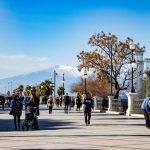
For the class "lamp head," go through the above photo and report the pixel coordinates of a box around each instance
[130,44,136,50]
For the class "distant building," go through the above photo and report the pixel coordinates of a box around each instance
[134,48,145,94]
[145,58,150,71]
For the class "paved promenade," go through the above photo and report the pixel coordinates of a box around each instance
[0,105,149,150]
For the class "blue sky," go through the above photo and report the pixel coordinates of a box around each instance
[0,0,150,79]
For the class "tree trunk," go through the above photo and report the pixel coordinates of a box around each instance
[114,89,120,99]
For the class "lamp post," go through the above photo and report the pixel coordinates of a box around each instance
[110,46,113,95]
[50,82,54,95]
[54,70,57,97]
[8,82,10,92]
[83,68,87,94]
[62,73,65,95]
[128,44,137,93]
[10,81,12,94]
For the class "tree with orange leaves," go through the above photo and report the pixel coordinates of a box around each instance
[77,31,145,98]
[70,75,110,98]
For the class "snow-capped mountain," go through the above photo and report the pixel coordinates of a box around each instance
[0,65,81,95]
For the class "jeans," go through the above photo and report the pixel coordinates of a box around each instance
[2,104,4,110]
[64,104,69,113]
[14,115,20,129]
[84,111,91,124]
[49,106,53,114]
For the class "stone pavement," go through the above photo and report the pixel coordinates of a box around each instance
[0,105,149,150]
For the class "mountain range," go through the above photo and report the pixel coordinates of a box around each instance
[0,65,81,95]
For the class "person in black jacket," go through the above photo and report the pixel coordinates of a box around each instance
[26,90,40,129]
[63,93,71,113]
[10,94,23,130]
[83,93,93,126]
[28,90,40,116]
[0,95,5,110]
[76,93,82,111]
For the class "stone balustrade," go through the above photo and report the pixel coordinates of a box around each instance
[108,96,122,113]
[133,99,143,114]
[93,96,108,112]
[88,94,144,115]
[107,94,143,116]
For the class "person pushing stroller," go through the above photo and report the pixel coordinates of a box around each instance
[22,88,40,130]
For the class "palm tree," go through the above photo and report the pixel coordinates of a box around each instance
[25,85,31,96]
[57,87,65,96]
[15,84,24,96]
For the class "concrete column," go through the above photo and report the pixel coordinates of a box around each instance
[108,96,114,111]
[126,93,139,116]
[93,96,98,111]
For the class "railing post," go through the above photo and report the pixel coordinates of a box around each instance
[126,93,139,116]
[93,96,97,111]
[108,96,114,111]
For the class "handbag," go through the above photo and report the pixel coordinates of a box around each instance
[9,108,14,115]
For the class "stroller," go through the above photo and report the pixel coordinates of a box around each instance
[22,107,39,130]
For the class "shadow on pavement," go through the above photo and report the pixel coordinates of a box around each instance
[92,123,145,126]
[93,117,144,120]
[38,119,78,130]
[0,118,78,132]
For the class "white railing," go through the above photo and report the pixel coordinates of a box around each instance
[132,99,143,114]
[93,96,109,112]
[107,94,143,115]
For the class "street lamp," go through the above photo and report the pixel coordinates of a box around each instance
[53,70,57,97]
[128,44,137,93]
[50,82,54,95]
[83,68,87,94]
[62,73,65,95]
[8,82,10,92]
[110,46,113,95]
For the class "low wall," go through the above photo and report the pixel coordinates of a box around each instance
[111,99,122,112]
[107,94,143,115]
[93,96,108,111]
[132,99,143,114]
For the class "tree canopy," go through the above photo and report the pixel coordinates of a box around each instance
[77,32,145,97]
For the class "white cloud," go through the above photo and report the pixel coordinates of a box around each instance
[0,53,53,79]
[57,65,85,77]
[0,54,89,79]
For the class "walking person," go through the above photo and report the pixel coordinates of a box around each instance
[141,95,150,128]
[75,93,82,111]
[0,95,5,110]
[55,96,60,107]
[59,96,63,107]
[23,96,29,109]
[47,95,53,114]
[10,94,23,130]
[64,93,71,113]
[83,93,93,126]
[28,89,40,114]
[26,88,40,129]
